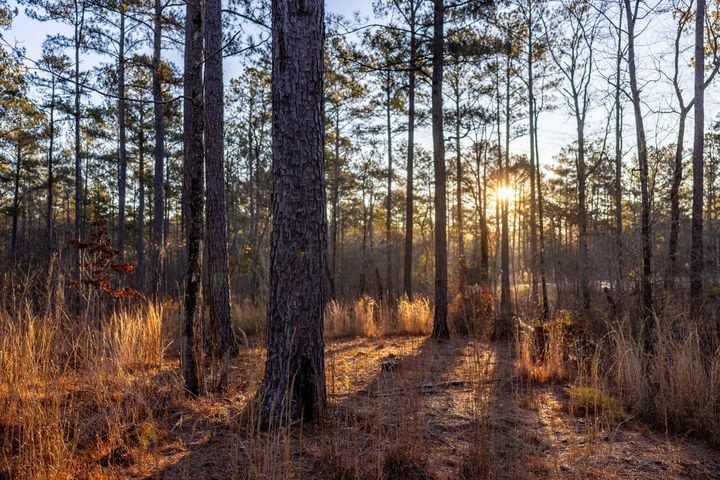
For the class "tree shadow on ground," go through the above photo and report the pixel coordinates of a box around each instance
[140,334,720,479]
[142,335,472,479]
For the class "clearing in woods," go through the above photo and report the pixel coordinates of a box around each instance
[131,337,719,479]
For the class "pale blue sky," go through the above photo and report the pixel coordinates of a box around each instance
[4,0,717,170]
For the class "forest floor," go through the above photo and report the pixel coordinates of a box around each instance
[109,336,719,479]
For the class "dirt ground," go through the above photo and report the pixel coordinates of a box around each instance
[114,337,720,479]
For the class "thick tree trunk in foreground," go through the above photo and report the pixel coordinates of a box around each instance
[182,0,204,396]
[258,0,327,427]
[690,0,705,315]
[432,0,449,339]
[204,0,237,363]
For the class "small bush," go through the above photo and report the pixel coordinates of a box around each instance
[516,316,568,383]
[568,387,625,423]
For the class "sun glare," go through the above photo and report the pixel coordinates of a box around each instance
[496,186,514,202]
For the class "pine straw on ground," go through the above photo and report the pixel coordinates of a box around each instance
[3,333,720,479]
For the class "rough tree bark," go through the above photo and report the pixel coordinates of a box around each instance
[257,0,327,427]
[204,0,238,363]
[182,0,204,396]
[432,0,449,339]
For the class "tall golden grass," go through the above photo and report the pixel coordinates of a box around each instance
[0,294,439,478]
[608,322,720,444]
[3,287,720,479]
[324,295,433,338]
[518,312,720,445]
[0,303,170,479]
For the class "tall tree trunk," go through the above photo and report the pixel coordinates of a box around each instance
[137,120,146,292]
[204,0,237,364]
[667,9,691,296]
[432,0,449,339]
[385,72,393,302]
[182,0,204,396]
[499,49,512,334]
[117,2,127,261]
[667,109,688,293]
[47,80,56,252]
[11,146,21,259]
[404,4,416,300]
[454,80,464,285]
[625,0,654,348]
[150,0,165,296]
[73,0,85,285]
[690,0,706,314]
[527,10,539,305]
[575,105,590,313]
[614,8,623,302]
[534,109,549,318]
[258,0,326,427]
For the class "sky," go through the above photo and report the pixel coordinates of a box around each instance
[3,0,717,175]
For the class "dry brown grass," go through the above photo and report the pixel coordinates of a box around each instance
[607,322,720,445]
[0,302,177,479]
[515,316,569,383]
[324,295,433,339]
[3,293,720,479]
[517,311,720,447]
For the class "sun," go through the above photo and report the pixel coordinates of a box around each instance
[496,186,514,202]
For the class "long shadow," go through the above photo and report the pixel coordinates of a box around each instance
[460,339,548,479]
[126,333,720,479]
[141,335,469,479]
[317,335,472,478]
[462,340,720,479]
[324,337,372,357]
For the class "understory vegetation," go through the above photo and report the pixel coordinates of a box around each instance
[1,286,718,479]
